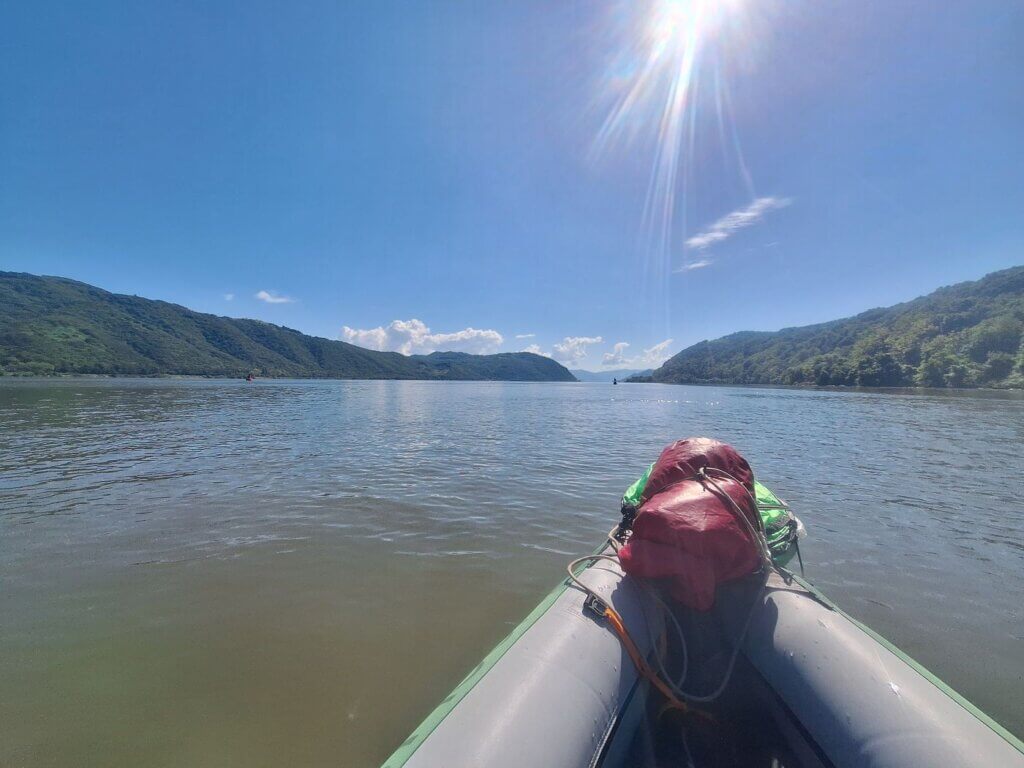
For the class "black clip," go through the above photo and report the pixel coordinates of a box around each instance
[584,594,608,617]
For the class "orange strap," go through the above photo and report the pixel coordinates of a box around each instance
[602,604,711,720]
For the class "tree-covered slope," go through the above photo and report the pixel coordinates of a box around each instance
[640,266,1024,389]
[411,351,575,381]
[0,273,575,381]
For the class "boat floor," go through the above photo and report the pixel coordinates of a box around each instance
[616,579,831,768]
[621,653,829,768]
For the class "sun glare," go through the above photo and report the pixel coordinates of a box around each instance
[591,0,766,329]
[650,0,736,56]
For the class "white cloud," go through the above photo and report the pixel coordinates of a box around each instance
[515,333,536,339]
[603,342,631,366]
[342,325,389,350]
[675,259,713,272]
[223,293,235,301]
[685,196,791,252]
[601,339,674,369]
[636,338,674,366]
[550,336,603,365]
[521,344,551,357]
[255,290,295,304]
[340,319,504,355]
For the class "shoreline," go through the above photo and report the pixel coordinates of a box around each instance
[0,373,581,383]
[2,373,1021,394]
[622,379,1022,394]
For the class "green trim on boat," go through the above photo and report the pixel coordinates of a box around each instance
[382,527,1024,766]
[784,570,1024,756]
[380,544,608,768]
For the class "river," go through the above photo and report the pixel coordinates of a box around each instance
[1,378,1022,766]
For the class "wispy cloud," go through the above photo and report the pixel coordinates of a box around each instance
[255,290,295,304]
[521,344,550,357]
[685,196,791,252]
[223,293,235,301]
[674,259,713,272]
[602,339,674,369]
[515,333,536,339]
[637,339,674,366]
[341,319,503,355]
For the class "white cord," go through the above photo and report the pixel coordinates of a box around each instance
[567,468,774,705]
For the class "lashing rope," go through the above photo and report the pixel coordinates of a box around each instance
[567,554,709,720]
[566,467,776,713]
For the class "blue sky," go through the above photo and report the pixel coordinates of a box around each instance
[2,1,1022,370]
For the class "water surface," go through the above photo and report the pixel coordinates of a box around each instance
[2,379,1022,766]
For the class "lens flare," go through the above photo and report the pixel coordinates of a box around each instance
[591,0,776,329]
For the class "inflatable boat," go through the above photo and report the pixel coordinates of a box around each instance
[382,444,1024,768]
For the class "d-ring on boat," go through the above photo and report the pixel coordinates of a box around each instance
[382,439,1024,768]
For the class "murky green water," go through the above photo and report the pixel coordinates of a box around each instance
[2,379,1022,766]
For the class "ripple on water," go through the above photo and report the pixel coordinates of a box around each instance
[1,378,1023,763]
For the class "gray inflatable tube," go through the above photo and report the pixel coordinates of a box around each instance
[385,554,660,768]
[736,570,1024,768]
[384,558,1024,767]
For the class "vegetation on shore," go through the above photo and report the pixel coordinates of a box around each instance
[0,273,576,381]
[633,266,1024,389]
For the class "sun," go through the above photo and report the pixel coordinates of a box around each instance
[590,0,767,324]
[593,0,754,229]
[593,0,756,173]
[649,0,746,59]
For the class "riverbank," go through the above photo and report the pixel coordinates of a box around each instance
[6,372,1022,395]
[624,376,1023,393]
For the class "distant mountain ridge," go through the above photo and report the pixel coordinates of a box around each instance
[634,266,1024,389]
[570,368,652,382]
[0,272,576,381]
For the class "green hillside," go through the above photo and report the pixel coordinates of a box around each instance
[638,266,1024,389]
[0,272,576,381]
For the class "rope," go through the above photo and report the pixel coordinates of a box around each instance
[566,551,762,709]
[697,466,773,566]
[566,555,698,716]
[566,466,777,711]
[602,603,712,719]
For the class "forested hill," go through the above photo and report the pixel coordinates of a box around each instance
[638,266,1024,389]
[0,273,576,381]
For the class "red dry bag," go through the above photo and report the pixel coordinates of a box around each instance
[618,438,763,611]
